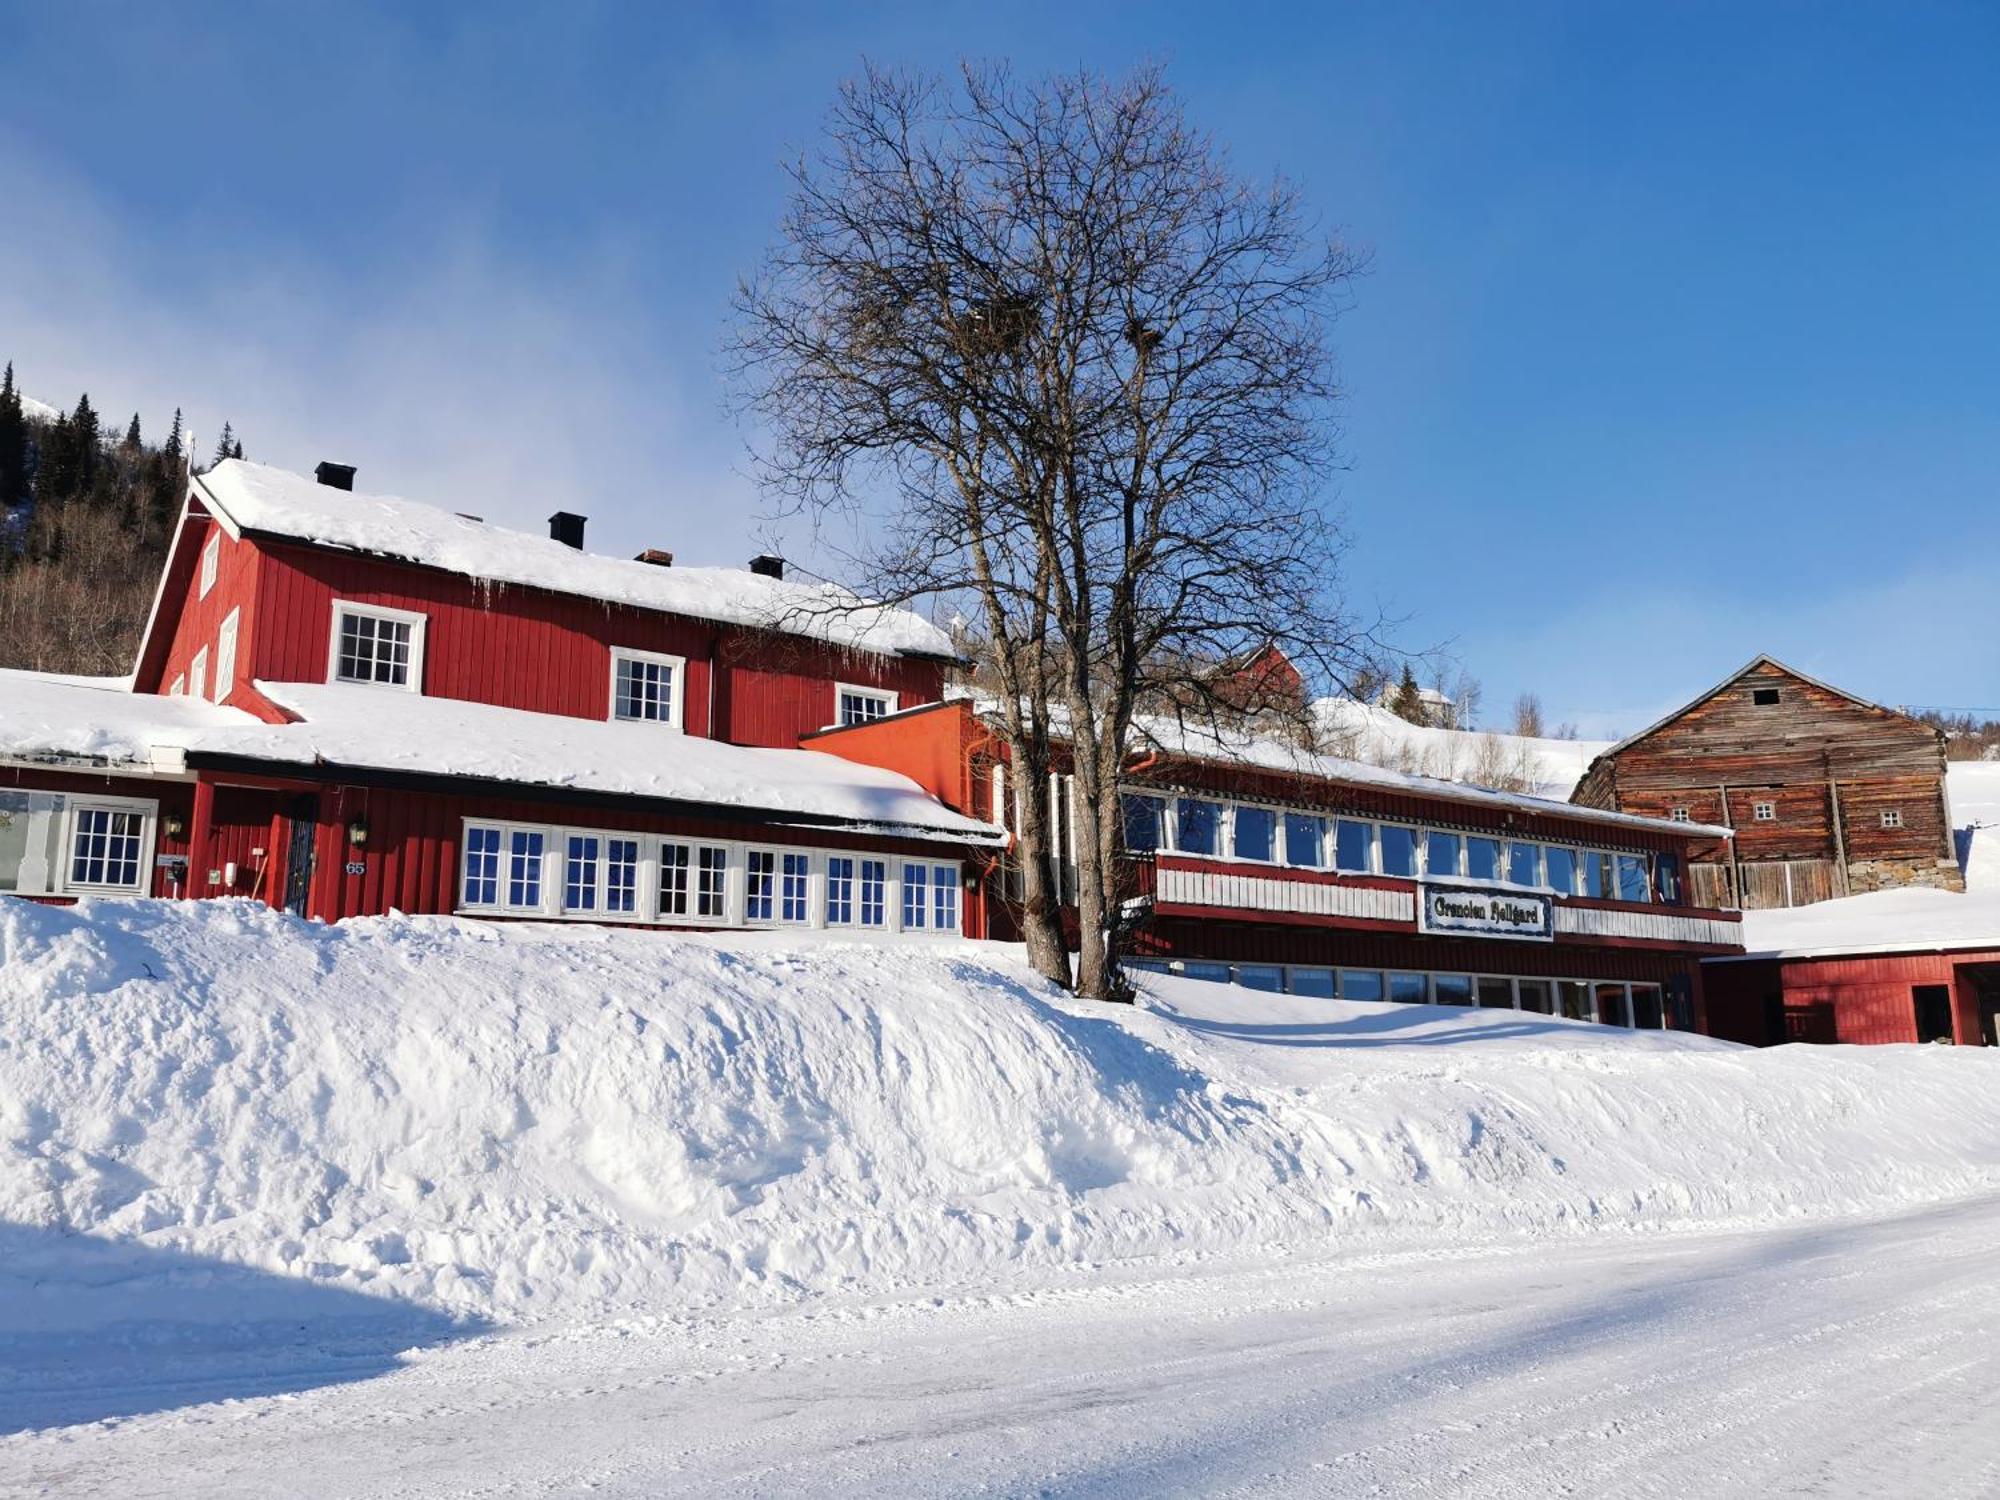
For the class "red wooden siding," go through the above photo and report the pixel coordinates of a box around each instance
[244,541,942,747]
[152,518,267,711]
[1704,949,1998,1046]
[1,766,195,899]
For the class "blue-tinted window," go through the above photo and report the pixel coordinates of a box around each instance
[564,836,600,912]
[1426,831,1462,879]
[1175,798,1221,856]
[462,825,501,906]
[1466,837,1501,882]
[826,855,855,924]
[858,859,886,926]
[932,864,960,931]
[1288,967,1336,997]
[746,849,776,921]
[1433,974,1474,1006]
[1581,850,1611,899]
[1544,846,1577,895]
[1388,972,1428,1004]
[605,838,639,914]
[1236,963,1284,992]
[507,830,544,909]
[1655,853,1685,905]
[1378,825,1418,878]
[1122,794,1165,853]
[781,852,810,922]
[1616,853,1651,903]
[1284,813,1326,868]
[1340,970,1385,1002]
[1506,841,1541,887]
[1233,805,1276,862]
[1334,819,1373,873]
[902,862,930,928]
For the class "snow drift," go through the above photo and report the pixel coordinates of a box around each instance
[4,897,2000,1332]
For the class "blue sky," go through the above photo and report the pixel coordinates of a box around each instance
[2,2,1994,733]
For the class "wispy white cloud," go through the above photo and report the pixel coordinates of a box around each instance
[0,140,773,570]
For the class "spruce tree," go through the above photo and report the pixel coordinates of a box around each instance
[213,422,236,467]
[230,437,244,460]
[124,412,142,448]
[0,362,26,512]
[69,394,101,495]
[1389,663,1428,726]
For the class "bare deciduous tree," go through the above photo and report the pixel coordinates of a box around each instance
[1512,692,1546,739]
[732,62,1366,999]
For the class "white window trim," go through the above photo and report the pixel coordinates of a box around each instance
[213,607,240,705]
[608,646,687,729]
[1752,801,1777,822]
[451,818,965,937]
[327,599,428,693]
[168,674,186,698]
[56,794,160,896]
[835,683,898,728]
[199,532,220,598]
[189,645,208,704]
[1881,809,1903,829]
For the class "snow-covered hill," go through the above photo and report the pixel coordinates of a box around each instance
[5,897,2000,1341]
[1315,697,1611,798]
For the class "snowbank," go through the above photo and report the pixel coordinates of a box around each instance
[4,898,1999,1334]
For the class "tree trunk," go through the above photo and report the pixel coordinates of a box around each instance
[1006,742,1072,989]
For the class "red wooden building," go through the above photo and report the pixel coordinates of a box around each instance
[1702,894,2000,1046]
[1,460,1000,939]
[0,458,1743,1031]
[810,699,1744,1029]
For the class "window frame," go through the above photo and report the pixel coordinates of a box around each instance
[213,607,240,705]
[608,646,687,729]
[199,531,220,598]
[327,599,427,693]
[1752,800,1777,822]
[188,646,208,704]
[1880,808,1903,830]
[835,683,898,728]
[58,795,158,896]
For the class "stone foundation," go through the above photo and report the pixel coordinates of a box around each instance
[1846,858,1966,896]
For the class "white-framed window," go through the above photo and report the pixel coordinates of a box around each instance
[1752,801,1776,822]
[506,828,546,909]
[610,647,685,728]
[169,674,185,698]
[213,608,240,704]
[659,839,731,921]
[930,863,960,933]
[836,684,897,727]
[745,848,812,926]
[462,824,503,907]
[62,797,157,894]
[901,862,931,929]
[564,834,601,914]
[199,531,220,598]
[189,646,208,704]
[1669,807,1690,823]
[329,600,426,691]
[1881,809,1903,830]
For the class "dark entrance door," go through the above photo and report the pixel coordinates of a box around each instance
[1913,985,1955,1045]
[281,797,319,918]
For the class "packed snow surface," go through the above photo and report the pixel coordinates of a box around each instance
[196,459,955,658]
[5,897,1999,1337]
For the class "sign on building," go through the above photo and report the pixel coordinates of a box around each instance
[1417,881,1553,942]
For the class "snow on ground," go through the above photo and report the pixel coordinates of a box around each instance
[1314,697,1611,800]
[4,897,2000,1491]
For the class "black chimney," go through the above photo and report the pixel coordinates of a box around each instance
[548,512,587,550]
[749,554,785,580]
[315,461,356,491]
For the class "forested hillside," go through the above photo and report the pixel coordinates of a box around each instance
[0,363,244,675]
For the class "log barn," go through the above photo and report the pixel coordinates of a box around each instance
[1570,656,1958,910]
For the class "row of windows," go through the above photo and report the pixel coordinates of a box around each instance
[0,791,157,897]
[1672,800,1904,829]
[459,819,963,933]
[1126,959,1687,1030]
[167,607,240,706]
[1121,792,1684,904]
[323,602,902,730]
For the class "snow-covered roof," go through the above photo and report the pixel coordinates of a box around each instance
[1721,886,2000,961]
[192,461,956,660]
[0,670,999,843]
[965,696,1728,842]
[0,669,263,769]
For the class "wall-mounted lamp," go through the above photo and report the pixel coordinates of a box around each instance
[162,812,187,840]
[346,817,370,847]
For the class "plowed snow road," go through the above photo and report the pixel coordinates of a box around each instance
[9,1195,2000,1498]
